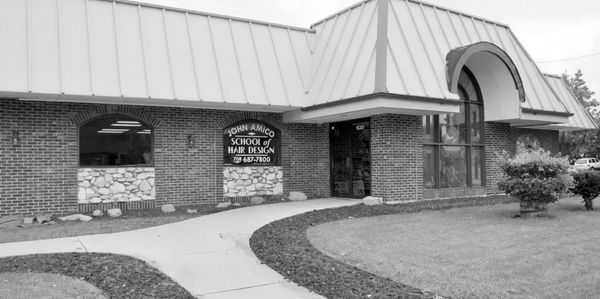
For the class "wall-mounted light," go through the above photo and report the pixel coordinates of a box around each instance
[12,130,21,147]
[187,134,195,148]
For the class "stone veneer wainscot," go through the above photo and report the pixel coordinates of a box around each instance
[223,166,283,198]
[78,168,156,204]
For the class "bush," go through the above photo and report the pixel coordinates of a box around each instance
[571,171,600,210]
[498,149,572,204]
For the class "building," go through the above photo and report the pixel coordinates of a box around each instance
[0,0,596,216]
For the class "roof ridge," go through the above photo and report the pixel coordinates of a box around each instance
[96,0,315,33]
[310,0,510,29]
[406,0,509,28]
[310,0,375,28]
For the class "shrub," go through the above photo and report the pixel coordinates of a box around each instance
[498,149,572,204]
[571,171,600,210]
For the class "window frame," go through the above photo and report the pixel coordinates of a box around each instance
[78,114,155,168]
[423,67,486,189]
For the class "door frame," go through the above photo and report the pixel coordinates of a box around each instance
[329,118,371,198]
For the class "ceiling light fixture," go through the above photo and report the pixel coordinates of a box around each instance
[101,128,130,131]
[111,123,142,127]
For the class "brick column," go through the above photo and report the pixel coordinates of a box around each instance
[484,122,511,195]
[370,114,423,201]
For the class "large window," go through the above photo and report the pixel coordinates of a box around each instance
[79,115,153,167]
[423,68,484,189]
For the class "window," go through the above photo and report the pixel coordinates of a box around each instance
[423,68,484,189]
[79,115,153,167]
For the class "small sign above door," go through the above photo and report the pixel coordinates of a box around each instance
[223,120,281,166]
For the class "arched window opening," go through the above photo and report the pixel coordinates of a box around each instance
[79,115,153,167]
[423,68,484,189]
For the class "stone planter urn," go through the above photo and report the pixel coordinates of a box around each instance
[519,201,549,218]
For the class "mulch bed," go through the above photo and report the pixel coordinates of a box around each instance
[250,196,515,299]
[0,253,194,299]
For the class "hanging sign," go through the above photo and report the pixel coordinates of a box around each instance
[223,120,281,166]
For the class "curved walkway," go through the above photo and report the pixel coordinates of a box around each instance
[0,198,360,299]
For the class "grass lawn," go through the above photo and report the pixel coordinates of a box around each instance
[0,253,194,298]
[307,199,600,298]
[0,204,229,244]
[0,272,107,299]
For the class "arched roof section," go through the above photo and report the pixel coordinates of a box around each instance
[446,42,525,103]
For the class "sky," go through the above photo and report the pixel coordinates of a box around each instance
[139,0,600,99]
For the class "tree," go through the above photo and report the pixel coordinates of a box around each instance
[559,70,599,159]
[571,171,600,210]
[562,69,598,108]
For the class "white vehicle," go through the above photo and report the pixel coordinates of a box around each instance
[573,158,600,172]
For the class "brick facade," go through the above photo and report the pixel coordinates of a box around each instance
[484,122,511,195]
[368,117,515,200]
[0,99,329,216]
[370,114,423,201]
[0,97,562,215]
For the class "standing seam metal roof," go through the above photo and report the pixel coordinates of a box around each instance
[0,0,313,108]
[382,0,570,114]
[0,0,584,120]
[305,0,571,116]
[543,74,598,130]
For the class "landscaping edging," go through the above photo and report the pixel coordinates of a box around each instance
[250,196,515,299]
[0,253,194,299]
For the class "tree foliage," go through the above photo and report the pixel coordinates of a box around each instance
[571,171,600,210]
[497,149,572,204]
[562,69,597,108]
[559,70,599,160]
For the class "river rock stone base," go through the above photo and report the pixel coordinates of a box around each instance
[223,166,283,198]
[78,168,156,204]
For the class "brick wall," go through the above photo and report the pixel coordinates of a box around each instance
[370,114,423,201]
[510,128,559,154]
[0,99,329,216]
[282,124,330,198]
[0,100,78,216]
[484,122,511,195]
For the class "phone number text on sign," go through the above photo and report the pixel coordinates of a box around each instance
[223,120,281,166]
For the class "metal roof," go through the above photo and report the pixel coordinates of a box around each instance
[0,0,312,110]
[304,0,571,116]
[384,0,569,114]
[308,0,379,105]
[0,0,585,121]
[539,74,598,131]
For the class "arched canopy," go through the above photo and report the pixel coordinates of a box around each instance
[446,42,525,103]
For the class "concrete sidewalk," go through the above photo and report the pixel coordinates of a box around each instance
[0,198,360,298]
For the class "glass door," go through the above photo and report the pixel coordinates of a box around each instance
[330,119,371,198]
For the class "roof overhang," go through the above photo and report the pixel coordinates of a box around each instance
[2,92,297,113]
[507,108,573,127]
[283,93,460,123]
[535,74,599,131]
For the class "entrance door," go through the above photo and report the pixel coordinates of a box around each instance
[330,119,371,198]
